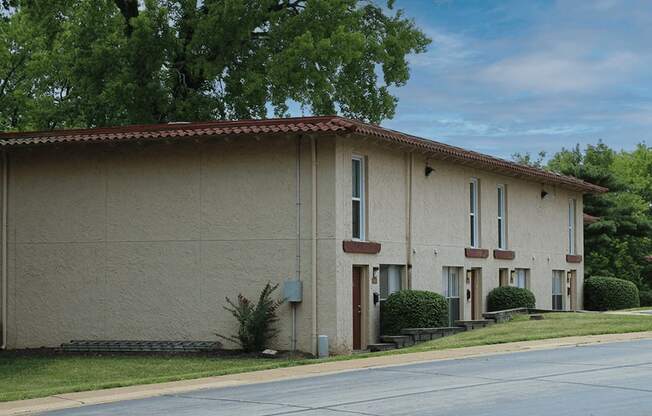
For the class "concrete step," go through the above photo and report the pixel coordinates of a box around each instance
[368,343,398,352]
[380,335,414,348]
[454,320,494,330]
[400,327,465,342]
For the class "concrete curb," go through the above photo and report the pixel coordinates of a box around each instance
[3,331,652,416]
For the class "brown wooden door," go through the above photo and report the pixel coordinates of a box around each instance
[470,270,482,320]
[352,267,362,350]
[471,273,476,320]
[569,271,577,310]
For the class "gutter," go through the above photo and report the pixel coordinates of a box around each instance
[292,136,301,352]
[406,152,413,287]
[1,151,7,349]
[311,137,318,356]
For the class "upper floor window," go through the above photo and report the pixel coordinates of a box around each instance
[568,199,576,254]
[469,178,479,247]
[352,156,365,240]
[497,184,506,249]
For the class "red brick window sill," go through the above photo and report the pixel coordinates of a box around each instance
[465,248,489,258]
[493,249,516,260]
[566,254,583,263]
[343,240,382,254]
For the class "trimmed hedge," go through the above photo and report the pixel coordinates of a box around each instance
[584,276,639,311]
[381,290,448,335]
[640,290,652,307]
[487,286,536,312]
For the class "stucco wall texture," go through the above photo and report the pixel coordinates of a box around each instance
[3,133,584,354]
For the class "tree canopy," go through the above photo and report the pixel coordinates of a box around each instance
[0,0,429,130]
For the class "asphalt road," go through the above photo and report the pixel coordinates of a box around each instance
[41,339,652,416]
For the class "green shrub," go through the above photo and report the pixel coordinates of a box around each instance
[487,286,536,312]
[640,290,652,307]
[381,290,448,335]
[584,276,639,311]
[217,282,285,352]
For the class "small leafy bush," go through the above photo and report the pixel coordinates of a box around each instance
[381,290,448,335]
[584,276,639,311]
[640,290,652,307]
[487,286,536,312]
[217,282,285,352]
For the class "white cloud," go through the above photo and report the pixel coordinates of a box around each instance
[409,26,477,70]
[481,51,640,94]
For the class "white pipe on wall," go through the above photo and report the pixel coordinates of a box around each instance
[1,152,7,350]
[310,136,318,356]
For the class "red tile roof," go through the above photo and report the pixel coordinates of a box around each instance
[0,115,607,193]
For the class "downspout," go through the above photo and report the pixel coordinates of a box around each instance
[292,136,301,352]
[310,137,318,356]
[1,152,7,350]
[406,152,413,287]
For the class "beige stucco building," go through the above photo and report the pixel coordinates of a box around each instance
[0,116,605,354]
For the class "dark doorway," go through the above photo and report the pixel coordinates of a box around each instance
[352,267,362,350]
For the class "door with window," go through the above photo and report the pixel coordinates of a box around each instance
[442,267,461,326]
[552,270,564,311]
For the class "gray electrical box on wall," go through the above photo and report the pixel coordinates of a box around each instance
[283,280,303,302]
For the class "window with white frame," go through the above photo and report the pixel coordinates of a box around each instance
[352,156,365,240]
[469,178,479,247]
[568,199,576,254]
[442,267,461,325]
[497,184,506,249]
[552,270,564,310]
[380,265,403,300]
[514,268,528,289]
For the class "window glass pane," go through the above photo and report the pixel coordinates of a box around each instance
[449,298,460,323]
[516,269,527,288]
[380,265,402,300]
[449,269,459,297]
[441,268,449,298]
[497,187,503,217]
[470,216,475,247]
[388,266,401,294]
[380,267,388,299]
[498,218,503,248]
[568,200,575,254]
[469,182,475,213]
[352,159,360,198]
[352,200,360,239]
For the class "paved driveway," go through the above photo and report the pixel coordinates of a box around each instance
[41,339,652,416]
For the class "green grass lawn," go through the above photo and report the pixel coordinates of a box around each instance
[3,312,652,403]
[619,306,652,312]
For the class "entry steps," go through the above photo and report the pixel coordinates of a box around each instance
[368,319,495,352]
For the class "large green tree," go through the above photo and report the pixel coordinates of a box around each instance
[0,0,429,130]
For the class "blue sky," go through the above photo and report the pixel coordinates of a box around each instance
[377,0,652,159]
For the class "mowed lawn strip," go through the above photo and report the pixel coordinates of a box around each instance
[2,312,652,402]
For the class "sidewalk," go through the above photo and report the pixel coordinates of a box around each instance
[3,331,652,416]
